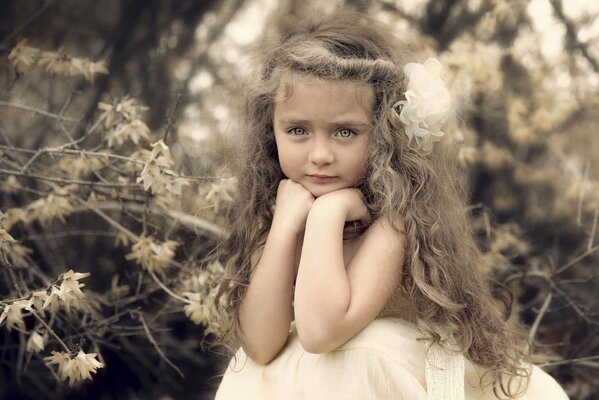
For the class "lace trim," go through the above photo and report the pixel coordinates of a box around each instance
[424,326,465,400]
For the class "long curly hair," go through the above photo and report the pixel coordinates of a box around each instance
[212,10,531,397]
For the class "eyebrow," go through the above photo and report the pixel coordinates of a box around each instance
[277,118,372,129]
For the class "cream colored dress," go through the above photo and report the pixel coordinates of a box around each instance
[215,315,569,400]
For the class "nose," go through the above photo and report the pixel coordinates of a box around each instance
[308,136,335,166]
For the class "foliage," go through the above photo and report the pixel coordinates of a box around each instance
[1,0,598,399]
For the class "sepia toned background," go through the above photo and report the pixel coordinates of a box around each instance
[1,0,598,398]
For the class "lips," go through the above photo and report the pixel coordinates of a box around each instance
[308,174,337,183]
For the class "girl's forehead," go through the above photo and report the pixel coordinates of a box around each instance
[275,72,373,106]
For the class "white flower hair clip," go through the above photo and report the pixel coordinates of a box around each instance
[389,58,451,154]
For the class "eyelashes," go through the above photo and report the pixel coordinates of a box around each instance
[285,127,357,137]
[288,127,307,136]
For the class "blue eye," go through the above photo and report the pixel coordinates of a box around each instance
[336,129,355,138]
[289,127,307,136]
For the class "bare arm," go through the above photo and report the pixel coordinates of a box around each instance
[238,180,314,365]
[294,189,405,353]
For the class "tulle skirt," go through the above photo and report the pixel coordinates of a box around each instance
[215,318,569,400]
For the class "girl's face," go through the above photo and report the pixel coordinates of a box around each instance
[273,74,373,198]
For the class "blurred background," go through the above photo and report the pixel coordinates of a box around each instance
[0,0,598,399]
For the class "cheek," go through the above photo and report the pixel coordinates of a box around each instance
[352,146,369,177]
[276,143,299,174]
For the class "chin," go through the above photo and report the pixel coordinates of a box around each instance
[306,185,346,198]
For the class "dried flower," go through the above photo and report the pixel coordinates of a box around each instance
[125,236,179,272]
[44,350,104,386]
[26,290,49,317]
[42,286,62,315]
[107,119,151,148]
[137,140,175,194]
[1,175,22,194]
[58,270,90,313]
[65,57,109,82]
[0,228,17,260]
[7,242,32,268]
[39,49,72,76]
[98,98,148,129]
[1,207,29,230]
[56,156,103,180]
[8,39,40,73]
[0,300,28,331]
[204,177,237,211]
[27,194,73,225]
[183,293,210,325]
[26,330,48,353]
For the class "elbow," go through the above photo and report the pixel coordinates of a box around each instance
[296,323,341,354]
[242,345,279,366]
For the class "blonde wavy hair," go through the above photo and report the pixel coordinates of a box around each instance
[213,10,531,397]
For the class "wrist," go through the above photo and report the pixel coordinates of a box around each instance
[309,197,348,223]
[271,213,304,238]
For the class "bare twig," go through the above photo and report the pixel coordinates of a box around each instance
[81,201,226,239]
[0,0,56,50]
[0,144,143,165]
[539,354,599,368]
[31,311,71,353]
[0,101,80,123]
[529,292,553,342]
[73,196,138,241]
[148,270,193,305]
[0,168,142,188]
[588,208,598,252]
[555,243,599,275]
[137,312,184,377]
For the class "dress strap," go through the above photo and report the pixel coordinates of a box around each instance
[424,326,465,400]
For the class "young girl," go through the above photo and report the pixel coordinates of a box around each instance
[212,11,569,400]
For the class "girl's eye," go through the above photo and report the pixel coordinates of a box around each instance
[289,127,307,136]
[336,129,355,138]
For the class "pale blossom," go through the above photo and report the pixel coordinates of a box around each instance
[79,60,109,83]
[42,286,62,314]
[56,156,102,180]
[196,270,211,287]
[26,290,49,317]
[1,207,29,229]
[39,50,72,76]
[392,58,451,154]
[8,39,39,73]
[0,300,28,331]
[26,330,47,353]
[204,177,237,211]
[107,119,150,148]
[97,102,118,128]
[27,194,73,225]
[0,228,17,258]
[43,351,71,381]
[207,261,224,275]
[44,350,104,386]
[125,236,154,270]
[125,236,179,272]
[183,293,210,325]
[184,302,210,325]
[149,240,179,271]
[151,174,190,209]
[7,242,33,268]
[115,97,145,120]
[137,140,176,194]
[0,175,22,194]
[57,270,90,313]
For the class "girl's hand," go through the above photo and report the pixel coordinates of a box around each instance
[273,179,315,235]
[314,188,371,226]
